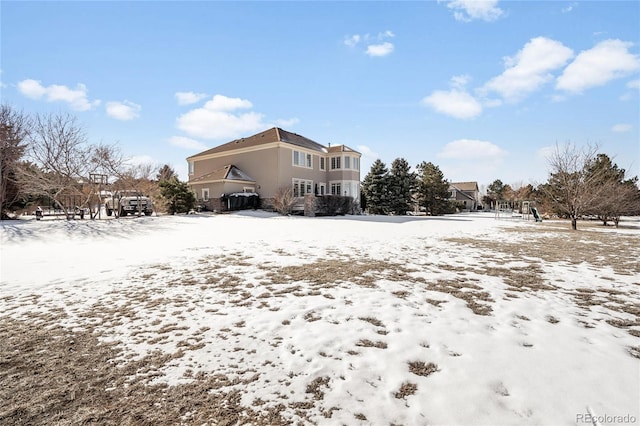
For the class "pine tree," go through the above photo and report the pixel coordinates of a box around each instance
[159,178,196,214]
[156,164,177,182]
[415,161,450,215]
[387,158,415,215]
[361,159,389,214]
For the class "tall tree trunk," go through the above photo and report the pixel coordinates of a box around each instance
[571,216,577,230]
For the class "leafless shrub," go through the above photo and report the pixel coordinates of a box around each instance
[272,186,295,215]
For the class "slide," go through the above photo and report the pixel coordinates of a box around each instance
[531,207,542,222]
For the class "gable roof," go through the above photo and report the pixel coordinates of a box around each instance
[190,165,255,183]
[450,181,479,192]
[327,144,360,154]
[188,127,328,159]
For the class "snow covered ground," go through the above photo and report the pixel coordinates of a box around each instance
[1,212,639,425]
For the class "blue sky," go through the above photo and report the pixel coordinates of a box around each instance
[2,1,639,187]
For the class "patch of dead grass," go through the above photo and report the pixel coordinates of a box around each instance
[408,361,439,377]
[356,339,387,349]
[0,315,292,425]
[394,382,417,399]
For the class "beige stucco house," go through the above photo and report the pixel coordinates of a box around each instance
[187,127,361,211]
[449,181,481,210]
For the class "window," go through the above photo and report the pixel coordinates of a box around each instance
[202,188,209,201]
[319,183,326,195]
[293,150,312,168]
[344,156,351,169]
[243,187,255,193]
[320,157,326,170]
[331,182,342,195]
[353,157,359,171]
[293,179,313,197]
[188,161,194,175]
[331,156,341,170]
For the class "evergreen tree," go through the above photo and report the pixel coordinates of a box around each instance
[361,159,389,214]
[159,178,196,214]
[0,105,29,219]
[156,164,177,182]
[415,161,450,215]
[387,158,415,215]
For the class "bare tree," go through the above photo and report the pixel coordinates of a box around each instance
[595,179,640,227]
[18,113,96,217]
[0,105,30,218]
[540,143,606,230]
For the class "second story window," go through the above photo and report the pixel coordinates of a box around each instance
[344,156,351,169]
[293,150,312,168]
[331,156,341,170]
[188,161,194,175]
[320,157,326,170]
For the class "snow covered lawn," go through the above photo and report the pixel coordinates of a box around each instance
[1,212,639,425]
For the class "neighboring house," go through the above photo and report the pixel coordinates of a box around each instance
[449,181,481,210]
[186,127,362,211]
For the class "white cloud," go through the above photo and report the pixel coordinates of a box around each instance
[556,39,640,93]
[125,155,156,167]
[17,79,100,111]
[366,42,394,57]
[422,89,482,119]
[447,0,504,22]
[176,94,265,140]
[176,94,299,140]
[204,94,253,112]
[344,34,361,48]
[611,123,632,133]
[627,79,640,90]
[175,91,208,105]
[561,2,577,13]
[106,101,141,121]
[438,139,507,160]
[169,136,208,150]
[345,30,395,57]
[356,144,380,160]
[450,74,471,89]
[480,37,574,102]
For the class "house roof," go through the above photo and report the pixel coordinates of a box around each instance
[188,127,328,159]
[188,127,362,159]
[327,144,360,154]
[449,181,479,192]
[190,165,255,183]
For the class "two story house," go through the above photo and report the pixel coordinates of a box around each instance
[448,181,481,211]
[186,127,361,211]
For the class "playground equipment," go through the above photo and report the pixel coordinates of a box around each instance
[495,200,542,222]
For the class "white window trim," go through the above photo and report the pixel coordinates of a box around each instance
[243,186,255,193]
[319,183,326,195]
[330,156,341,170]
[329,180,360,199]
[188,161,195,175]
[292,178,313,197]
[202,188,209,201]
[320,157,326,171]
[292,150,313,169]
